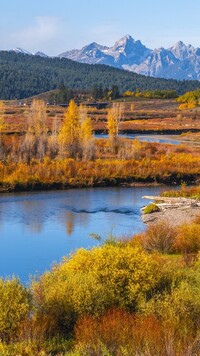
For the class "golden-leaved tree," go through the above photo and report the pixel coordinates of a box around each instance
[107,103,123,139]
[107,102,123,153]
[20,99,48,163]
[58,100,80,158]
[58,100,93,159]
[27,99,47,136]
[79,104,93,159]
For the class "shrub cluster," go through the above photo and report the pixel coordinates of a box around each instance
[0,215,200,354]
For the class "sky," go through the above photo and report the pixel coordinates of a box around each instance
[1,0,200,56]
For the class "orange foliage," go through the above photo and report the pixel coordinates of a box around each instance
[0,140,199,191]
[74,308,188,355]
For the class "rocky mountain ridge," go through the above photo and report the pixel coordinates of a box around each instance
[59,35,200,80]
[8,35,200,81]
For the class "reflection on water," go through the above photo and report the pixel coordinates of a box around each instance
[0,186,165,283]
[65,212,75,235]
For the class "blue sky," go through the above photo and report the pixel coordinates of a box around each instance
[1,0,200,55]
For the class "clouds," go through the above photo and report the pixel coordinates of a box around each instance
[1,0,200,56]
[5,16,63,54]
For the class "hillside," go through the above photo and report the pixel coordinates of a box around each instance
[0,51,200,100]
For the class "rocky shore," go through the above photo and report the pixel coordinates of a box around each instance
[141,196,200,226]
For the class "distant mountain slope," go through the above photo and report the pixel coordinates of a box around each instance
[59,35,200,81]
[0,51,200,100]
[10,48,48,57]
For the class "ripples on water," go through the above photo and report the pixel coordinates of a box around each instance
[0,186,166,282]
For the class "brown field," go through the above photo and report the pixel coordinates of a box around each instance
[3,98,200,139]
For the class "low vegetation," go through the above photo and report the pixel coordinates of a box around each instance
[177,89,200,110]
[123,89,178,99]
[162,184,200,199]
[0,99,199,192]
[0,94,199,353]
[143,203,160,214]
[0,213,200,355]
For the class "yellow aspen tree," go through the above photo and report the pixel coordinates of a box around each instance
[78,104,88,123]
[107,102,123,139]
[28,99,47,135]
[48,115,59,159]
[58,100,80,157]
[77,104,94,159]
[20,99,47,163]
[59,99,79,145]
[80,117,94,159]
[80,117,93,142]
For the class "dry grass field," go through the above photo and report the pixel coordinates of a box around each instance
[3,98,200,139]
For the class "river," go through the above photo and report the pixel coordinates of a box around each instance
[95,133,181,144]
[0,186,168,283]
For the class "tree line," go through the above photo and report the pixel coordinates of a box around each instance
[0,51,200,99]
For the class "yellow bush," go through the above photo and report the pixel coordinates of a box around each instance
[175,223,200,255]
[0,278,30,341]
[31,244,162,335]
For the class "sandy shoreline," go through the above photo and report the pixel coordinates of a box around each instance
[142,206,200,226]
[141,195,200,226]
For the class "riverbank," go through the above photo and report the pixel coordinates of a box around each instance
[0,176,198,193]
[141,195,200,226]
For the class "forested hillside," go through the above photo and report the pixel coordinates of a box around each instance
[0,51,200,99]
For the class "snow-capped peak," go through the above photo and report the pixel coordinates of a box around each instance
[11,48,33,55]
[112,35,135,51]
[35,51,48,58]
[169,41,194,59]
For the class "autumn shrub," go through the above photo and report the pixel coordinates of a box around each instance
[174,223,200,258]
[162,185,200,199]
[0,338,72,356]
[142,275,200,343]
[0,278,31,342]
[74,309,164,356]
[31,244,163,337]
[73,306,195,355]
[0,141,199,190]
[138,220,176,254]
[31,272,111,338]
[193,215,200,224]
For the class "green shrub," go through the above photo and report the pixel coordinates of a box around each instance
[143,203,160,214]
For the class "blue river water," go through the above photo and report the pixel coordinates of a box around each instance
[95,133,181,144]
[0,186,169,283]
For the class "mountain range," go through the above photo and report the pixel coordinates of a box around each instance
[2,48,200,100]
[58,35,200,81]
[10,36,200,81]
